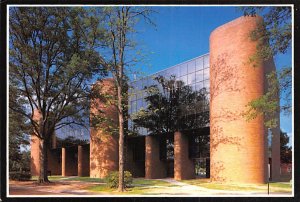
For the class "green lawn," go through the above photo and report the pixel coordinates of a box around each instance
[87,178,173,195]
[64,176,105,183]
[132,178,170,186]
[181,179,292,192]
[31,176,105,183]
[30,176,292,195]
[31,176,66,181]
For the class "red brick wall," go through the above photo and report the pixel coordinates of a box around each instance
[90,79,119,178]
[280,163,292,181]
[174,132,195,180]
[210,16,268,183]
[30,110,60,176]
[145,135,167,179]
[78,145,83,177]
[31,136,61,176]
[78,145,90,177]
[47,148,61,175]
[30,136,40,176]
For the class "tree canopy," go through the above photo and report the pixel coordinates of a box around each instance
[280,130,292,164]
[9,7,107,182]
[242,7,292,129]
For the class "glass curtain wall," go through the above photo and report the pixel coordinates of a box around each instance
[128,53,210,135]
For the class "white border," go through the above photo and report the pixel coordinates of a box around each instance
[6,4,295,198]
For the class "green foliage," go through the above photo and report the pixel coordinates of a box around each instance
[10,171,31,181]
[241,7,291,60]
[241,7,292,127]
[56,136,89,148]
[244,66,291,129]
[9,7,106,139]
[10,150,31,173]
[280,130,292,164]
[244,70,279,128]
[9,7,107,182]
[105,171,133,188]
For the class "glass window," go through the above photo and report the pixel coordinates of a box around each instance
[136,90,143,99]
[203,68,209,81]
[195,70,203,83]
[179,63,188,76]
[187,60,195,74]
[203,79,210,90]
[195,82,203,91]
[179,75,187,85]
[128,120,133,130]
[204,55,209,69]
[135,80,141,90]
[196,57,204,71]
[171,65,179,78]
[131,101,136,113]
[137,99,143,110]
[187,73,195,85]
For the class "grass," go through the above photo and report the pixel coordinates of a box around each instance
[87,178,173,195]
[132,178,170,186]
[31,176,105,183]
[269,182,292,189]
[29,176,292,195]
[64,177,105,183]
[181,179,292,193]
[31,176,66,181]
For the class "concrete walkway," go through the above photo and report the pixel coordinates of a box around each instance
[155,178,290,196]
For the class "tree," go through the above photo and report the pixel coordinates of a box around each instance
[280,130,292,164]
[241,7,292,128]
[9,84,31,172]
[91,7,155,192]
[9,7,105,183]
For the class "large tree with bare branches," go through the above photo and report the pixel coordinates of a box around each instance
[9,7,106,183]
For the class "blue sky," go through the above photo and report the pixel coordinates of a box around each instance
[132,6,292,145]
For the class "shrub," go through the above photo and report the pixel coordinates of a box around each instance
[105,171,133,188]
[9,171,31,181]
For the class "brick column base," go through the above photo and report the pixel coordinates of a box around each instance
[145,135,167,179]
[174,131,195,180]
[78,145,83,177]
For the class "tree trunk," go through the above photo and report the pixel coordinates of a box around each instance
[38,138,49,183]
[117,86,125,192]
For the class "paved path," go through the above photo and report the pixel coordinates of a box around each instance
[9,180,101,196]
[154,178,291,196]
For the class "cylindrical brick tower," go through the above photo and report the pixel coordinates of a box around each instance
[90,78,119,178]
[30,109,42,176]
[209,16,268,184]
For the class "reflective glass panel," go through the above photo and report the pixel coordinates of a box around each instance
[187,73,195,85]
[203,68,209,81]
[179,63,188,76]
[195,70,203,83]
[196,57,204,71]
[188,60,195,74]
[204,55,209,69]
[180,75,187,85]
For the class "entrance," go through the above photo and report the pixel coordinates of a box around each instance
[166,136,174,177]
[194,157,210,178]
[159,134,174,177]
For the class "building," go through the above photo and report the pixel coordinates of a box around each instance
[30,16,283,183]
